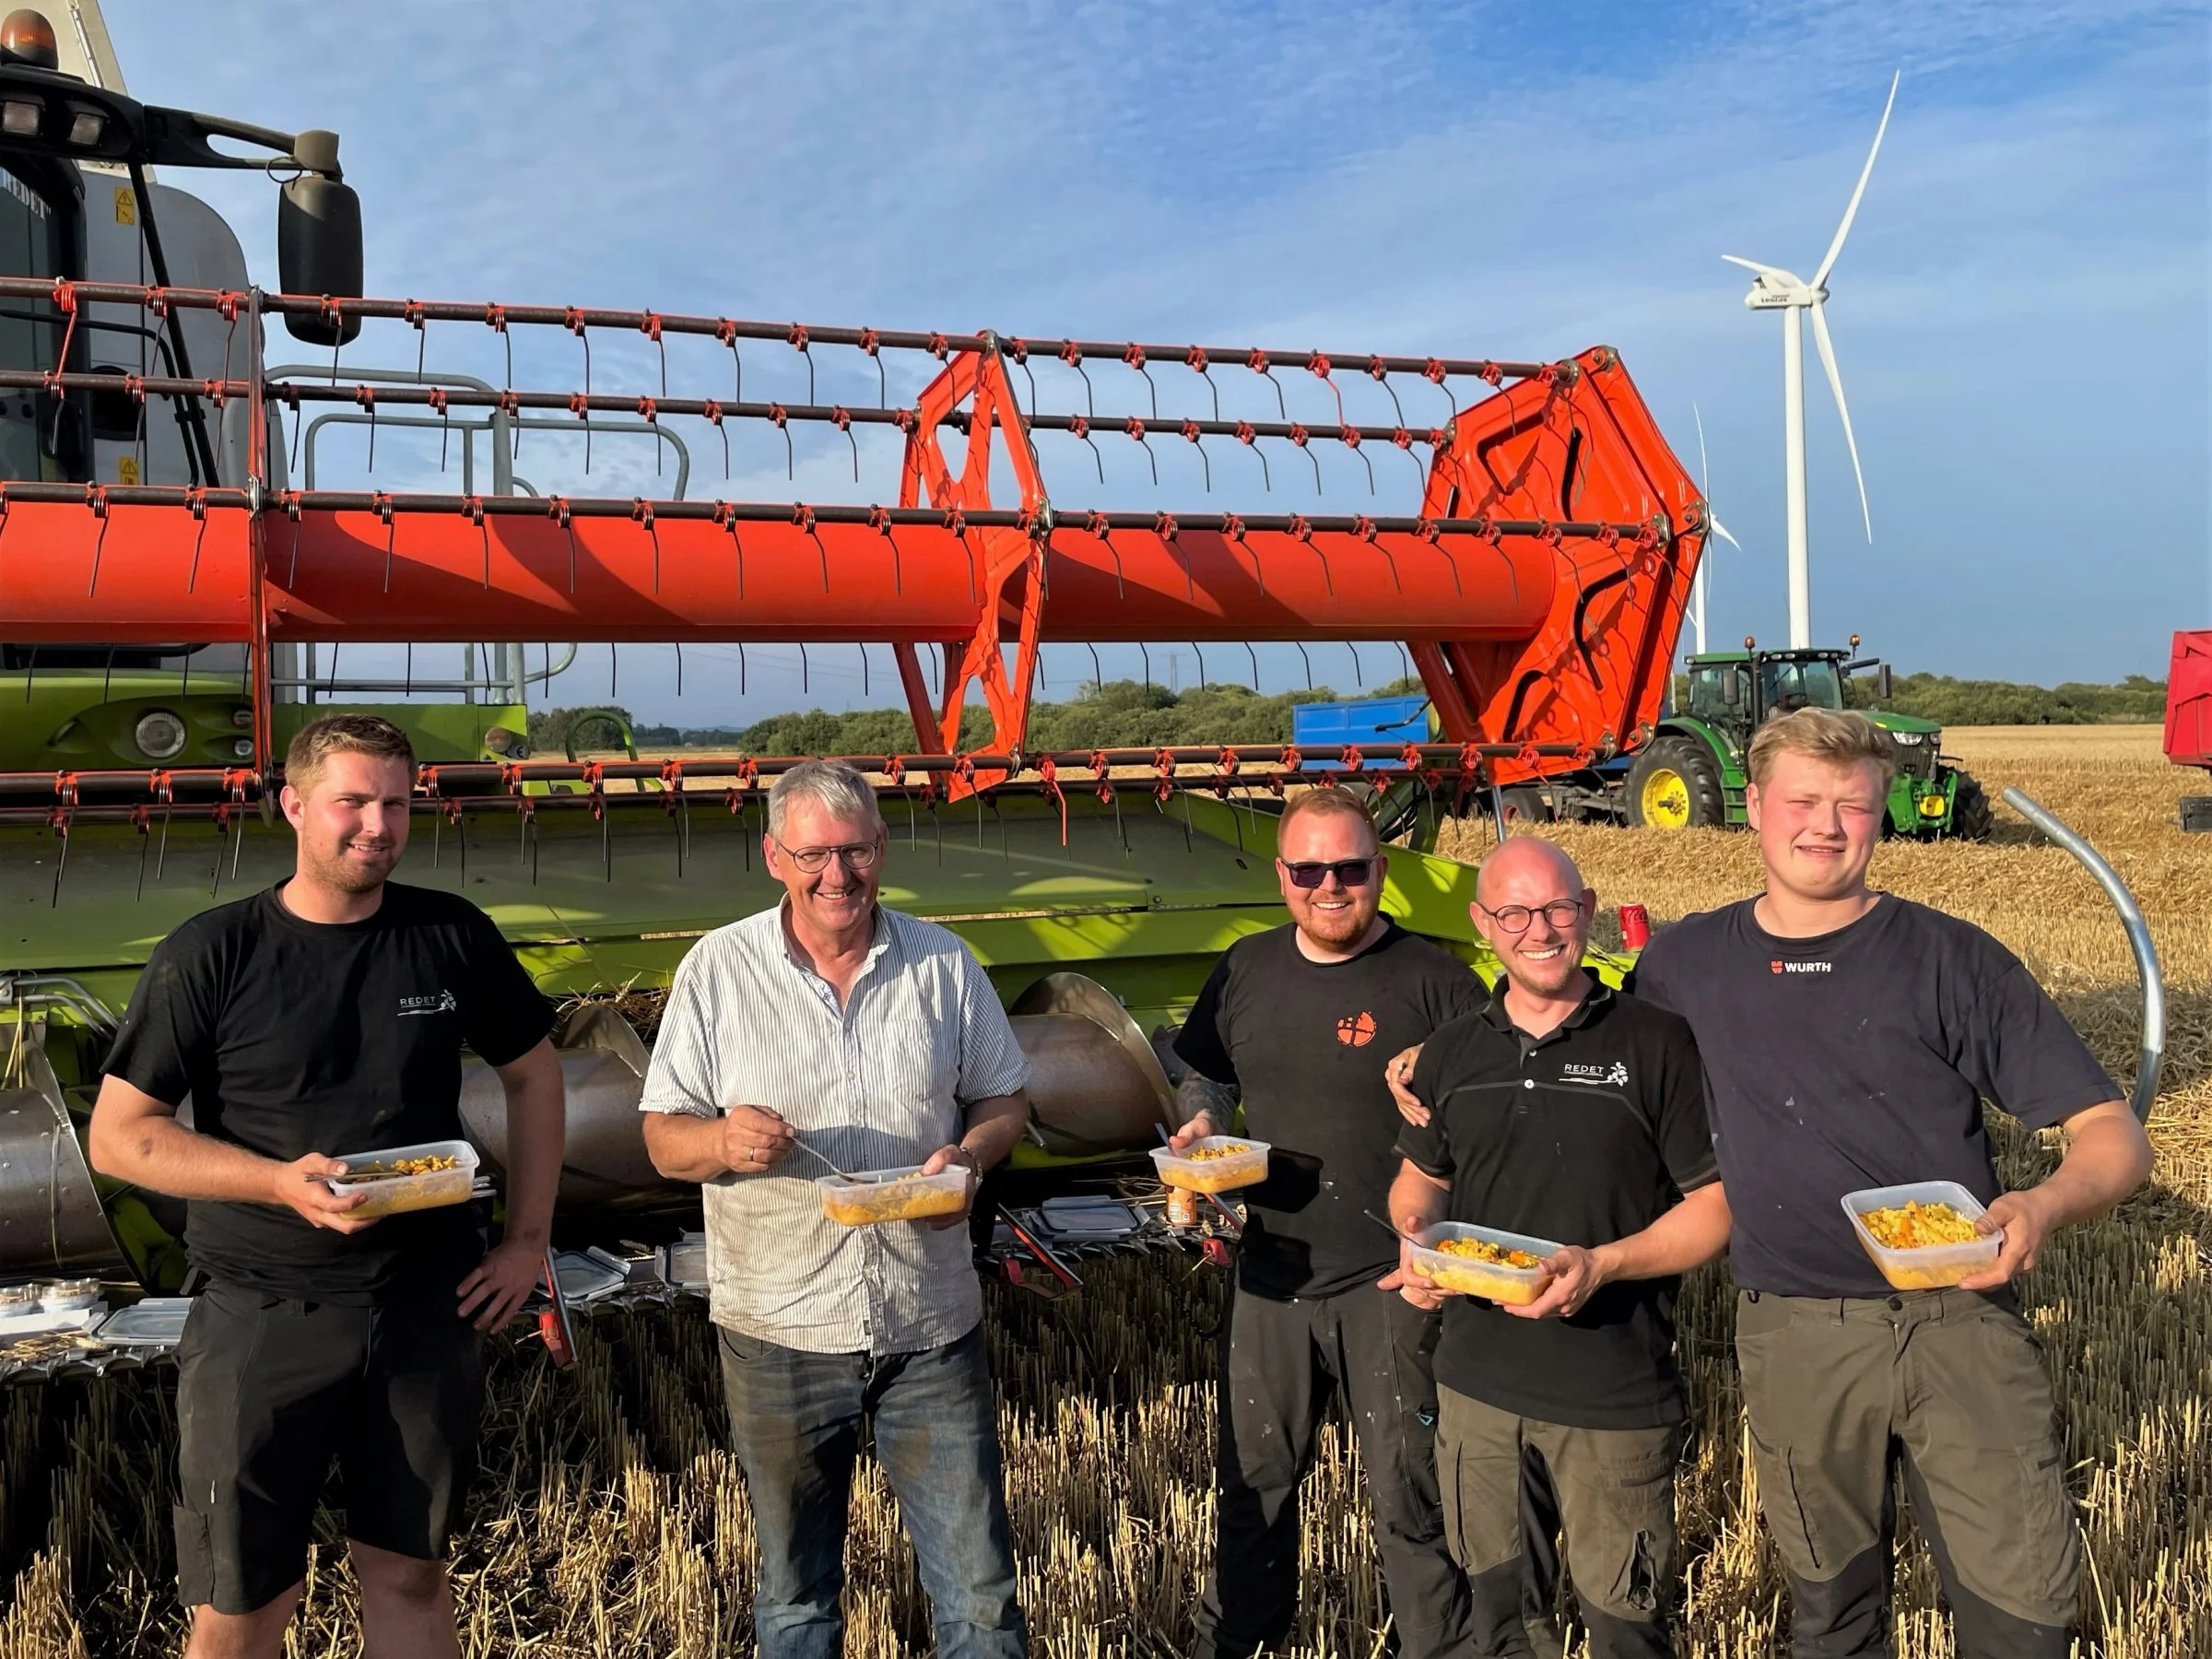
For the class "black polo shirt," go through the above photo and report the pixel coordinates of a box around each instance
[1396,973,1717,1429]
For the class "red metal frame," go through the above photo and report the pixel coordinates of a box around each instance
[0,281,1706,804]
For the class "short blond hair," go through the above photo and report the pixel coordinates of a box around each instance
[1747,707,1896,789]
[1277,784,1377,853]
[284,712,416,792]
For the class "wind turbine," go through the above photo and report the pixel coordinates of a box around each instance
[1724,71,1896,649]
[1689,403,1744,656]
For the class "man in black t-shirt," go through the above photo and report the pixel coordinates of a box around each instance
[91,714,563,1659]
[1383,837,1728,1658]
[1632,710,2152,1659]
[1171,786,1487,1659]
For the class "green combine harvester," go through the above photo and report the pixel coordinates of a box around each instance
[0,3,1712,1303]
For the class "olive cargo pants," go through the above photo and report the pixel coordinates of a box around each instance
[1435,1386,1682,1659]
[1734,1288,2080,1658]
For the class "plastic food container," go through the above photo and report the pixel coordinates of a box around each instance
[1841,1181,2002,1290]
[323,1139,480,1220]
[818,1165,971,1226]
[1148,1137,1271,1194]
[1406,1222,1560,1306]
[0,1283,40,1315]
[37,1277,103,1312]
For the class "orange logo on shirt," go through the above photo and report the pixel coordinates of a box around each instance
[1771,960,1784,974]
[1337,1011,1377,1046]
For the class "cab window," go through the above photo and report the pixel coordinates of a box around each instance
[1686,663,1748,721]
[1759,659,1845,716]
[0,163,68,483]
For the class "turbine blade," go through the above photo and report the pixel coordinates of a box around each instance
[1722,253,1801,283]
[1812,70,1900,288]
[1710,514,1743,550]
[1809,300,1872,540]
[1694,402,1712,491]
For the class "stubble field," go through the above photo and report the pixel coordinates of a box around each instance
[1,725,2204,1656]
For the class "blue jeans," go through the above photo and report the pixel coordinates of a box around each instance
[718,1323,1028,1659]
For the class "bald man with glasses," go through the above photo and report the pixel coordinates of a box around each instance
[1170,786,1490,1659]
[1384,838,1729,1657]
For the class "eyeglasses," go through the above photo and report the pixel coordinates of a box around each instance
[1477,898,1584,934]
[774,838,883,874]
[1282,858,1375,889]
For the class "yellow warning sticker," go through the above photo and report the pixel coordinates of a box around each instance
[113,186,135,227]
[117,454,140,486]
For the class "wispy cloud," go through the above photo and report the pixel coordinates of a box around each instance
[104,0,2208,721]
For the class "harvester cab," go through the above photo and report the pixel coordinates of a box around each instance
[0,1,1715,1305]
[1612,637,1992,839]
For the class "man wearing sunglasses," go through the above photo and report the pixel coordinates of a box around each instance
[638,759,1034,1659]
[1171,785,1489,1659]
[1381,836,1727,1658]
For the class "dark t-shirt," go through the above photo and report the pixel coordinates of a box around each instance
[1397,976,1717,1429]
[1174,921,1485,1299]
[1631,894,2118,1300]
[102,880,554,1302]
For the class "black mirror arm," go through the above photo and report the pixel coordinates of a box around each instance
[140,106,336,178]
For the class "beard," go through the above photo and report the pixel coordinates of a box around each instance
[304,836,396,895]
[1296,895,1377,948]
[1504,938,1584,999]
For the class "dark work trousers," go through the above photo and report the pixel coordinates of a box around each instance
[1194,1283,1473,1659]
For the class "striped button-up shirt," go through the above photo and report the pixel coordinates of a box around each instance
[639,902,1030,1355]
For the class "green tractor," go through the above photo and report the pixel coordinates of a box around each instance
[1617,641,1994,839]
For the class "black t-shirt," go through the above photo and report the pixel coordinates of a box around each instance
[1396,976,1717,1430]
[1631,894,2119,1300]
[102,880,554,1302]
[1174,921,1485,1299]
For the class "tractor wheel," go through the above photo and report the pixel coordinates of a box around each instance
[1948,772,1995,841]
[1624,736,1727,830]
[1499,786,1553,826]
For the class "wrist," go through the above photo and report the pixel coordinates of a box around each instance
[1585,1242,1624,1286]
[949,1144,983,1176]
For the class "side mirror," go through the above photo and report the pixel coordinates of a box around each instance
[1877,664,1894,700]
[1721,671,1741,707]
[277,130,363,346]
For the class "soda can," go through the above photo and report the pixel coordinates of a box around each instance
[1166,1187,1198,1229]
[1618,903,1651,949]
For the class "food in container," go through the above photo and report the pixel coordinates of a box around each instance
[37,1277,103,1312]
[1840,1181,2003,1290]
[1405,1222,1560,1306]
[0,1283,41,1315]
[817,1165,971,1226]
[321,1139,479,1220]
[1148,1136,1271,1194]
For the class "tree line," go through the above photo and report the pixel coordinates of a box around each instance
[528,670,2165,758]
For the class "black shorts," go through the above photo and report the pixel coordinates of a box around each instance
[172,1282,485,1614]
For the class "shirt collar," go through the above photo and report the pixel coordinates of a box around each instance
[776,899,892,977]
[1478,965,1613,1039]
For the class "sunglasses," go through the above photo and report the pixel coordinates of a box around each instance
[1282,858,1375,889]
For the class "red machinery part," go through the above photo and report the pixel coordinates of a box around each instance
[0,284,1704,791]
[2164,630,2212,771]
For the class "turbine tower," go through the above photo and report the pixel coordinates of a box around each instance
[1724,72,1896,649]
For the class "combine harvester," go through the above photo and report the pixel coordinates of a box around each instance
[0,3,1711,1317]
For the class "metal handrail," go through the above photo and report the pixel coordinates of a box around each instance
[2001,788,2164,1122]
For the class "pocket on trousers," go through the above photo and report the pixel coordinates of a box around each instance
[1745,1423,1826,1577]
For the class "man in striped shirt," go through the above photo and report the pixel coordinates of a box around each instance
[640,759,1034,1659]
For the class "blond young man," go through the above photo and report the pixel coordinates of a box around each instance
[91,714,565,1659]
[1170,787,1488,1659]
[1630,709,2150,1657]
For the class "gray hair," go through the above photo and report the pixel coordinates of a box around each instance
[767,759,885,841]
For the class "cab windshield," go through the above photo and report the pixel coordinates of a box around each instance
[0,162,67,483]
[1759,658,1846,715]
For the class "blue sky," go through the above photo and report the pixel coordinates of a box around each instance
[106,1,2209,724]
